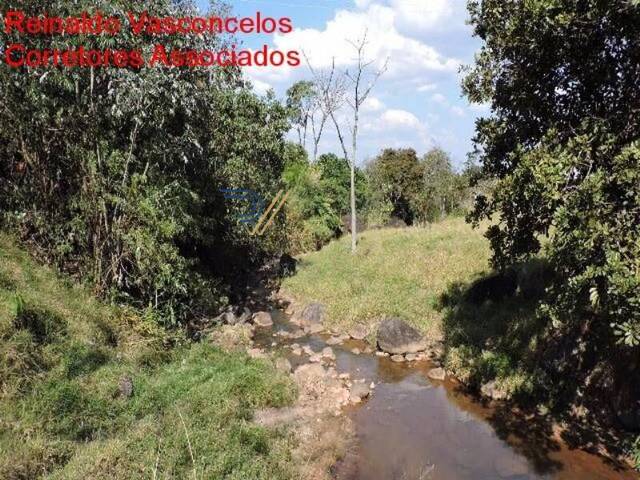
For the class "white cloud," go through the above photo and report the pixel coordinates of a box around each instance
[417,83,437,92]
[362,96,385,112]
[431,93,447,104]
[451,106,466,117]
[244,0,476,166]
[468,101,491,113]
[380,109,422,129]
[249,3,459,87]
[390,0,455,31]
[354,0,375,8]
[249,78,272,95]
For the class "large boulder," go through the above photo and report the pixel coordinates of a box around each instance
[297,303,325,327]
[253,311,274,327]
[480,380,509,401]
[427,367,446,381]
[349,324,368,341]
[377,318,428,354]
[217,305,251,326]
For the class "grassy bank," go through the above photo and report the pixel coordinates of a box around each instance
[282,218,549,399]
[282,217,491,338]
[0,234,296,480]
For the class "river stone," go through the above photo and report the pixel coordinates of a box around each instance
[350,382,371,403]
[247,348,267,359]
[309,353,322,363]
[118,376,134,398]
[427,367,446,381]
[349,324,368,340]
[494,455,529,478]
[294,363,326,379]
[290,329,306,339]
[326,336,343,346]
[405,353,417,362]
[391,354,405,363]
[275,357,292,374]
[253,311,273,327]
[377,318,428,354]
[220,306,251,325]
[298,303,325,327]
[304,323,324,334]
[322,347,336,361]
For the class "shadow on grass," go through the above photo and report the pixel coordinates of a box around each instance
[437,259,635,475]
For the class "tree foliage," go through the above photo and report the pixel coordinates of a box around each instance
[282,147,368,252]
[464,0,640,405]
[0,0,290,324]
[367,148,467,225]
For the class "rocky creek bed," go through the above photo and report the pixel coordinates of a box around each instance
[210,299,639,480]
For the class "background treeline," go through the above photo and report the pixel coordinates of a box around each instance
[281,142,485,253]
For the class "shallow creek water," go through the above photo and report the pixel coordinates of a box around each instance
[254,311,638,480]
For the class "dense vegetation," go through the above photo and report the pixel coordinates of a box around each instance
[0,0,291,325]
[281,144,478,253]
[0,234,295,479]
[464,0,640,439]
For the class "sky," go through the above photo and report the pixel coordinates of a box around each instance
[196,0,488,169]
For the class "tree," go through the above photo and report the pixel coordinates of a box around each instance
[286,81,315,149]
[0,0,291,324]
[464,0,640,406]
[317,153,368,217]
[305,33,387,253]
[420,148,460,221]
[367,149,423,225]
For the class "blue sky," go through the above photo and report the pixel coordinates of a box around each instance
[197,0,488,168]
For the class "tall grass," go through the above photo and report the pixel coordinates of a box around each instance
[282,218,491,337]
[0,234,296,480]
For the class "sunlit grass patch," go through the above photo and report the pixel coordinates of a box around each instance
[282,217,491,338]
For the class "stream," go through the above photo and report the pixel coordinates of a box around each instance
[253,310,638,480]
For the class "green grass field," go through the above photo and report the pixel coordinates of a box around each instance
[0,234,296,480]
[282,218,554,400]
[282,217,492,338]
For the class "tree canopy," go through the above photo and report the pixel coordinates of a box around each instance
[464,0,640,402]
[0,0,290,324]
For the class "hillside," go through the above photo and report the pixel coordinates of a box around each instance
[0,234,295,480]
[282,219,562,403]
[282,217,491,339]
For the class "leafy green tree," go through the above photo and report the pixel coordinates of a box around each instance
[282,146,341,251]
[317,153,368,217]
[0,0,290,324]
[285,81,316,149]
[417,148,463,222]
[367,149,423,225]
[464,0,640,406]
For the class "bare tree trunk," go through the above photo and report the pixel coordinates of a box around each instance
[304,41,387,253]
[351,109,358,253]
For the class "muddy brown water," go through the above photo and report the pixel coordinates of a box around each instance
[254,311,638,480]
